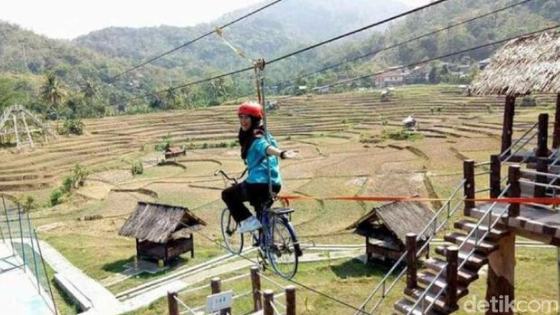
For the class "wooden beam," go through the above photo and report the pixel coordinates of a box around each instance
[446,246,458,309]
[508,165,520,217]
[553,93,560,148]
[535,158,548,198]
[286,286,296,315]
[251,266,262,312]
[167,291,179,315]
[406,233,417,290]
[263,290,274,315]
[490,155,501,199]
[20,112,34,148]
[12,114,19,149]
[501,96,516,155]
[464,160,475,215]
[485,233,515,315]
[537,113,549,157]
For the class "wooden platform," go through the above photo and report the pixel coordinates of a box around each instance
[470,203,560,245]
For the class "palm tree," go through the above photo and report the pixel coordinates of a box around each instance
[40,72,66,108]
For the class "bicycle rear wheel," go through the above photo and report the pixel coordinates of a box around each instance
[267,215,299,279]
[220,208,244,254]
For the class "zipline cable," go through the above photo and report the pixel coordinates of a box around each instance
[108,0,284,82]
[129,0,453,100]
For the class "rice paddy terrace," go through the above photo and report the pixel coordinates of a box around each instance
[0,85,556,193]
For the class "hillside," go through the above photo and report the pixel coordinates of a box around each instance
[0,0,558,117]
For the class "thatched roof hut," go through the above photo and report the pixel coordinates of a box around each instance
[347,201,434,261]
[471,31,560,96]
[119,201,206,243]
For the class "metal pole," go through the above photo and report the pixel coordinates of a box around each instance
[255,59,274,200]
[1,196,15,255]
[17,205,25,270]
[34,229,58,315]
[26,212,40,292]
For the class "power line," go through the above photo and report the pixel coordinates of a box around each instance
[296,0,536,81]
[131,0,452,100]
[315,24,560,90]
[108,0,284,82]
[265,0,452,65]
[184,0,540,105]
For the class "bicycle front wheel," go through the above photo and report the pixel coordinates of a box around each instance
[220,207,244,254]
[267,216,299,279]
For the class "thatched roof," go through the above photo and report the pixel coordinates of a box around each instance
[472,31,560,96]
[119,201,206,243]
[346,201,434,244]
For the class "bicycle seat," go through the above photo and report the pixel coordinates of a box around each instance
[269,207,295,215]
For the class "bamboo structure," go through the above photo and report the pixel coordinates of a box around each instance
[0,105,55,149]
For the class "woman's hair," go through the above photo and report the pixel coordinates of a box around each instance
[239,116,264,160]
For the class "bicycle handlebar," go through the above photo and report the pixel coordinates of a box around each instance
[214,169,239,185]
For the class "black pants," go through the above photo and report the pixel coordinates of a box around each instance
[221,182,281,223]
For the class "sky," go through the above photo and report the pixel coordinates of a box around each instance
[0,0,429,40]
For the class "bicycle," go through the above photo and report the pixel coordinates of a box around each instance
[215,169,302,279]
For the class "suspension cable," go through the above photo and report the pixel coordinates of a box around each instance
[108,0,284,82]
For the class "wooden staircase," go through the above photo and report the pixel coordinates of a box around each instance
[393,218,509,315]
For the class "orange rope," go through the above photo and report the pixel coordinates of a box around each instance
[278,195,560,205]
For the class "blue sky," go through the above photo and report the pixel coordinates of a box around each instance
[0,0,428,39]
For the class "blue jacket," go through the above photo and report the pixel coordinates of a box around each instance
[245,133,282,185]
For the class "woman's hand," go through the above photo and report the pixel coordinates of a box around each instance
[280,150,298,159]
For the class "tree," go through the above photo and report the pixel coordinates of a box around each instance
[428,66,440,84]
[40,72,66,110]
[165,88,179,108]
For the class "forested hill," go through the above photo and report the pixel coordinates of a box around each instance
[0,0,558,118]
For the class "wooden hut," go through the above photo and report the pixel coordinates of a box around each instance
[471,31,560,156]
[119,201,206,265]
[346,201,434,262]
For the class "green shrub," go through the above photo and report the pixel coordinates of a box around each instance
[131,160,144,175]
[382,129,424,141]
[71,164,88,188]
[61,176,73,193]
[17,195,36,212]
[155,135,171,151]
[50,189,63,206]
[57,119,85,135]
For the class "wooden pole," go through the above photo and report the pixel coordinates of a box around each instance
[286,286,296,315]
[20,112,34,148]
[537,113,549,157]
[535,158,548,198]
[501,95,516,155]
[406,233,417,290]
[251,266,262,312]
[553,93,560,149]
[463,160,475,215]
[263,290,274,315]
[446,246,458,309]
[211,277,230,315]
[508,165,521,217]
[490,154,501,198]
[486,233,516,315]
[167,291,179,315]
[12,114,19,149]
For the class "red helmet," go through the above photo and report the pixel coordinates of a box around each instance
[237,102,263,119]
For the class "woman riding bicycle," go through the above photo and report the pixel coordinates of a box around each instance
[221,101,296,234]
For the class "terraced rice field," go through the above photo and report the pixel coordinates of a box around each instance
[0,85,556,194]
[6,85,559,315]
